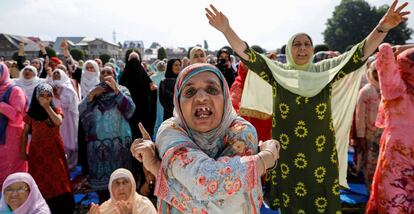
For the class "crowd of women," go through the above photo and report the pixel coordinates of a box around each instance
[0,0,412,213]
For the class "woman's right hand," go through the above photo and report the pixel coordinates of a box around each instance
[88,203,101,214]
[87,86,105,102]
[131,123,160,175]
[205,4,230,33]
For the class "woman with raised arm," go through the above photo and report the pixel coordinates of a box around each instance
[206,1,409,213]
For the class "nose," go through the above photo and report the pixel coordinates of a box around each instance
[194,89,208,102]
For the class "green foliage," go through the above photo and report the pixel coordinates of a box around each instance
[70,48,85,61]
[323,0,412,52]
[157,47,167,60]
[99,53,111,65]
[314,44,330,53]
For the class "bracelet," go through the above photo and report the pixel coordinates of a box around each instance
[257,153,267,174]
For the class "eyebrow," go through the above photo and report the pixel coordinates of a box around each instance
[183,78,220,88]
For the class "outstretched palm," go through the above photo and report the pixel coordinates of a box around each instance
[205,4,230,33]
[381,0,410,30]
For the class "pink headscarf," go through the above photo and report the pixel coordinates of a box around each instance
[0,63,11,98]
[0,172,50,214]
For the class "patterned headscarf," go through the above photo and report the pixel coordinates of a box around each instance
[172,63,237,157]
[0,173,51,214]
[27,83,55,121]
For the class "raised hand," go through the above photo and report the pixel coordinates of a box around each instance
[38,96,51,109]
[205,4,230,33]
[115,201,132,214]
[88,203,101,214]
[60,39,69,50]
[378,0,410,31]
[130,123,159,175]
[104,76,119,95]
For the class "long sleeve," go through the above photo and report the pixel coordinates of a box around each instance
[239,44,279,85]
[0,87,26,126]
[376,44,406,101]
[169,147,258,201]
[155,119,261,212]
[355,87,368,138]
[115,87,136,120]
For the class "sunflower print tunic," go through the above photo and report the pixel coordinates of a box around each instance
[240,43,365,213]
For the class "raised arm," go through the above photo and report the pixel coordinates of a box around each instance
[206,5,249,61]
[362,0,409,60]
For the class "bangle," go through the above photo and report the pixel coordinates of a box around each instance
[376,26,389,33]
[257,153,267,174]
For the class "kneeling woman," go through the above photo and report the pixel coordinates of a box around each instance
[89,168,157,214]
[0,172,50,214]
[132,63,280,213]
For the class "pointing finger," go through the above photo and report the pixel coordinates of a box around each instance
[138,122,151,140]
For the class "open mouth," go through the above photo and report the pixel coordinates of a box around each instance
[194,107,213,119]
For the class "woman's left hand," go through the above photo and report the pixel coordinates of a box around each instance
[378,0,410,31]
[115,201,132,214]
[104,76,119,95]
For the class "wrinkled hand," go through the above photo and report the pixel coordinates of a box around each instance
[131,123,159,173]
[115,201,132,214]
[88,203,101,214]
[104,76,119,94]
[60,39,69,50]
[38,96,51,109]
[259,139,280,162]
[378,0,410,31]
[205,4,231,33]
[87,86,105,102]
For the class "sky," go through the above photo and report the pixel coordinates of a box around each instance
[1,0,413,51]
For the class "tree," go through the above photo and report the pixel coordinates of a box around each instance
[70,48,85,61]
[99,54,111,65]
[323,0,412,52]
[157,47,167,60]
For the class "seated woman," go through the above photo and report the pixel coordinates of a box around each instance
[0,172,50,214]
[89,168,157,214]
[131,63,280,213]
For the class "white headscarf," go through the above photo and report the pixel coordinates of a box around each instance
[0,172,51,214]
[81,60,100,98]
[13,65,44,104]
[99,168,157,214]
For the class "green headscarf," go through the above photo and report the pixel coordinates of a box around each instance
[285,33,314,71]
